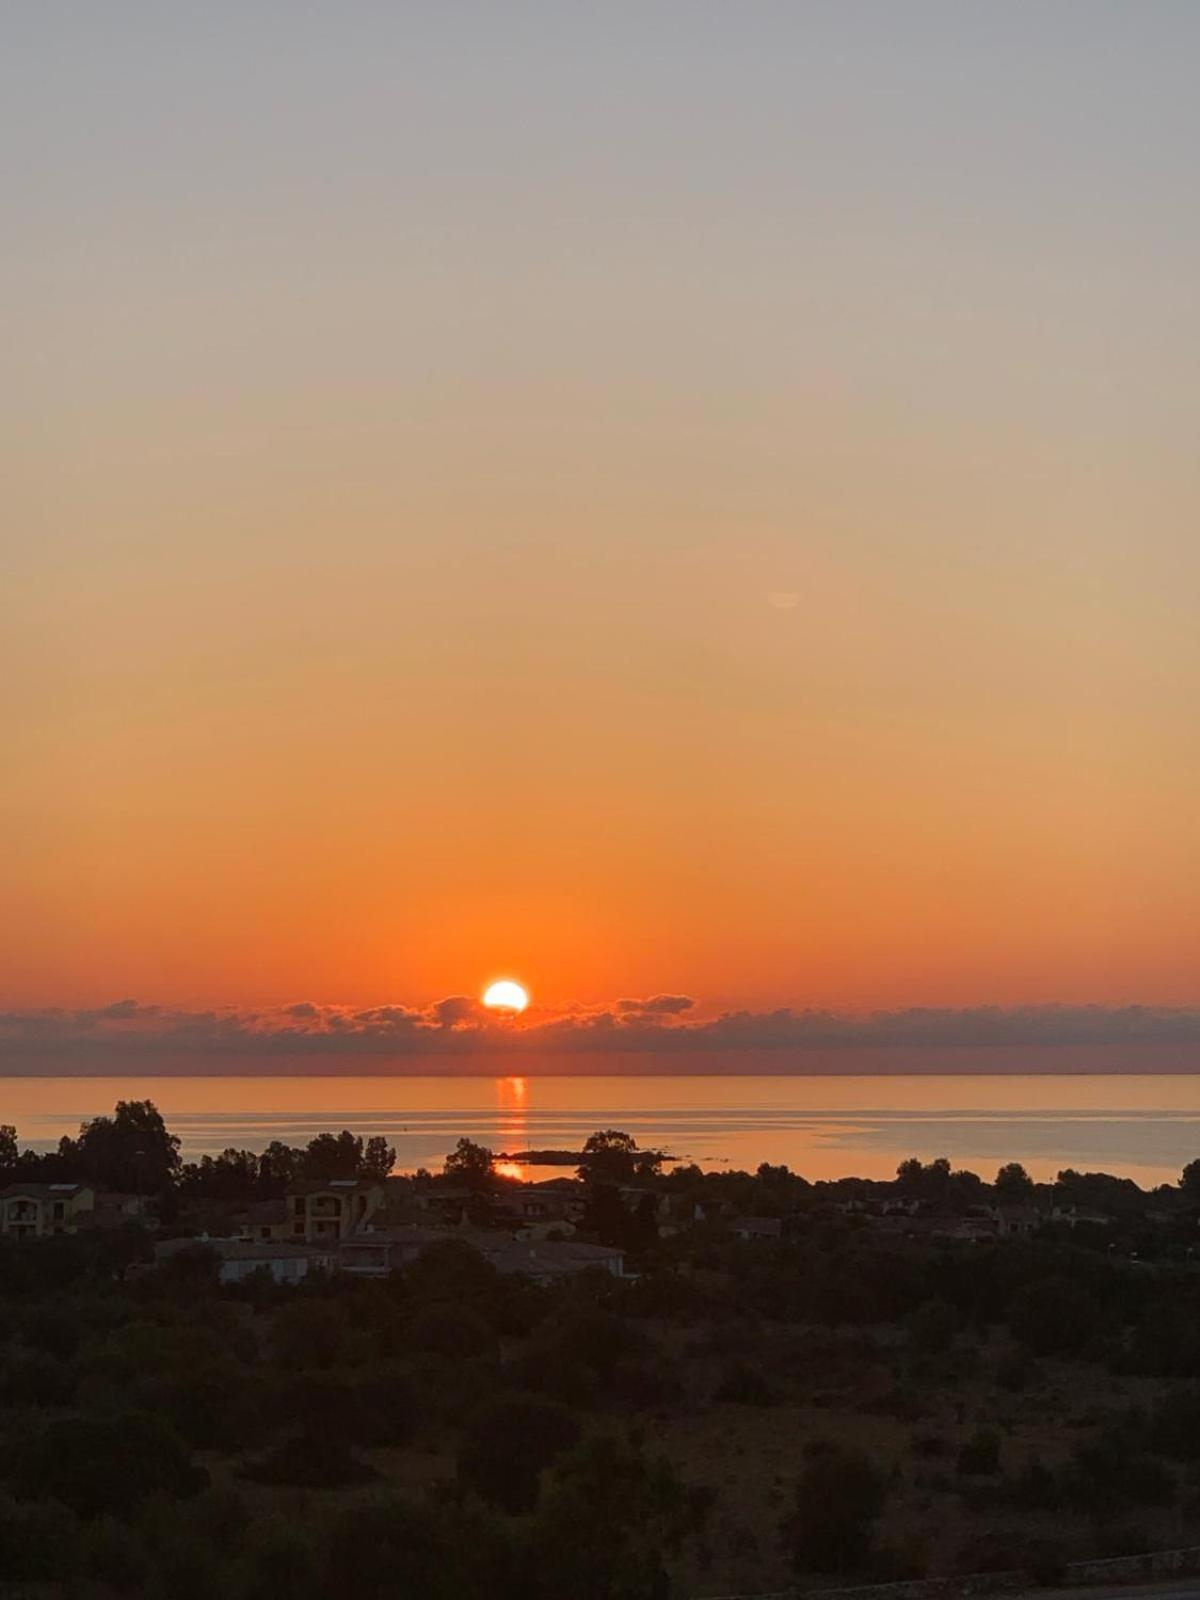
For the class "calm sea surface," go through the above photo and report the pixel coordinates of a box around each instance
[4,1075,1200,1185]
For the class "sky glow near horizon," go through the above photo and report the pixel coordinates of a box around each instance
[4,3,1198,1036]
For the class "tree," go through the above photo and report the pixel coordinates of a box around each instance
[1008,1277,1100,1357]
[578,1130,641,1185]
[533,1433,698,1600]
[63,1100,181,1194]
[784,1441,887,1573]
[908,1298,958,1356]
[895,1156,951,1204]
[179,1149,261,1199]
[18,1412,207,1519]
[443,1138,495,1190]
[259,1141,303,1192]
[0,1125,17,1176]
[994,1162,1035,1205]
[1180,1160,1200,1205]
[301,1131,362,1181]
[359,1136,396,1180]
[271,1300,351,1371]
[458,1394,582,1512]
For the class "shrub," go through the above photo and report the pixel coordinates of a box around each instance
[1008,1453,1061,1511]
[17,1412,207,1520]
[909,1298,958,1355]
[714,1359,776,1406]
[458,1393,582,1513]
[240,1433,378,1488]
[958,1428,1002,1476]
[271,1300,351,1370]
[1025,1539,1068,1585]
[0,1494,82,1582]
[408,1302,495,1360]
[784,1440,888,1574]
[1009,1279,1100,1357]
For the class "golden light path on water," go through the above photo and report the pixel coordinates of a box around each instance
[5,1075,1200,1187]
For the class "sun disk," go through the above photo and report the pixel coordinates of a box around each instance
[482,979,529,1013]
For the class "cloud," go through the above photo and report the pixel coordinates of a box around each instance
[2,997,1200,1069]
[616,994,695,1016]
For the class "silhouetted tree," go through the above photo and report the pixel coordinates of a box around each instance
[994,1162,1035,1205]
[533,1433,697,1600]
[259,1140,303,1192]
[359,1136,396,1180]
[301,1131,362,1181]
[785,1440,887,1573]
[0,1124,17,1175]
[18,1412,206,1519]
[576,1129,665,1185]
[1180,1159,1200,1205]
[443,1137,495,1190]
[179,1148,261,1199]
[895,1156,951,1204]
[62,1100,181,1194]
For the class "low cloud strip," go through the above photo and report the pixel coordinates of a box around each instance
[2,999,1200,1059]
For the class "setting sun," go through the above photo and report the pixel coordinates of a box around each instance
[482,980,529,1013]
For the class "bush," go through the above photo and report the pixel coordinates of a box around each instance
[0,1494,82,1582]
[408,1302,495,1360]
[83,1514,150,1592]
[1009,1279,1100,1357]
[271,1300,351,1370]
[237,1514,323,1600]
[458,1393,582,1513]
[958,1428,1002,1476]
[240,1432,378,1488]
[869,1535,930,1582]
[17,1412,207,1519]
[1026,1539,1068,1585]
[713,1359,776,1406]
[1008,1453,1061,1511]
[784,1440,887,1574]
[909,1298,957,1355]
[995,1346,1039,1391]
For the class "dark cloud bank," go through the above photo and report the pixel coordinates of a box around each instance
[1,999,1199,1075]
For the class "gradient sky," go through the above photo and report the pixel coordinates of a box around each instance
[4,2,1198,1020]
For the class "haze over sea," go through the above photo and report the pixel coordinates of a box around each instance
[5,1074,1200,1189]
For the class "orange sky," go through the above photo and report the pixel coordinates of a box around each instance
[4,6,1198,1022]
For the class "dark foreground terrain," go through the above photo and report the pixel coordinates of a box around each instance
[6,1108,1200,1597]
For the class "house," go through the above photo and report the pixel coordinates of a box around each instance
[0,1183,96,1238]
[411,1185,476,1224]
[1050,1205,1112,1229]
[336,1226,625,1284]
[993,1204,1040,1238]
[730,1216,783,1242]
[338,1225,453,1276]
[284,1178,386,1242]
[154,1236,320,1284]
[233,1198,290,1242]
[483,1238,625,1285]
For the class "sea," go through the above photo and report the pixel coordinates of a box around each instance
[4,1074,1200,1187]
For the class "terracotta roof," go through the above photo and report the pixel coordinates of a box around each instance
[287,1178,381,1196]
[732,1216,783,1237]
[234,1199,289,1225]
[0,1183,88,1201]
[155,1236,314,1262]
